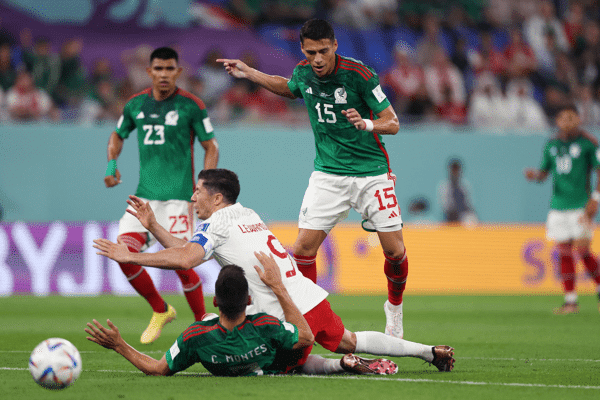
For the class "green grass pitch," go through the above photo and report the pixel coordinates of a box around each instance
[1,294,599,399]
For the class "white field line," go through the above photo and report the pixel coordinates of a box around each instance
[2,367,599,390]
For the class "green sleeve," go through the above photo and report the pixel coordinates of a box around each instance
[589,141,600,169]
[165,335,198,374]
[287,66,303,99]
[540,143,552,172]
[191,104,215,142]
[361,71,391,116]
[269,320,299,351]
[115,101,136,139]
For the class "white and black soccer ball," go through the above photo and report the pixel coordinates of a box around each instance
[29,338,82,390]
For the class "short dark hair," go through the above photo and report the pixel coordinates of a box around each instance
[150,47,178,63]
[448,157,462,169]
[197,169,240,204]
[214,265,248,319]
[300,19,335,43]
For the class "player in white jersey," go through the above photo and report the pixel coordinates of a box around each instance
[94,169,455,372]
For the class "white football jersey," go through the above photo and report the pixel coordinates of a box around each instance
[190,203,328,320]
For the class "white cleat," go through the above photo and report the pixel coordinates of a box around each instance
[384,300,403,339]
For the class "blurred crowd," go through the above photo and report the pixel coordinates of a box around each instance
[1,0,600,130]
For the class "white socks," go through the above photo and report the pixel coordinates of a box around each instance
[355,331,433,362]
[301,354,344,375]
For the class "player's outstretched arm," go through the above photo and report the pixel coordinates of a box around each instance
[524,168,548,182]
[342,105,399,135]
[583,167,600,222]
[126,195,188,249]
[253,251,314,349]
[217,58,296,99]
[94,239,205,270]
[104,132,123,188]
[85,319,172,376]
[201,138,219,170]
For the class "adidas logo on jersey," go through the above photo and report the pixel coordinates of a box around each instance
[136,112,145,119]
[388,211,398,219]
[305,87,313,95]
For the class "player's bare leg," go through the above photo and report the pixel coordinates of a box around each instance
[574,238,600,312]
[292,228,327,283]
[555,241,579,314]
[334,329,454,371]
[378,229,407,338]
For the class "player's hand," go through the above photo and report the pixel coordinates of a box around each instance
[104,169,122,188]
[85,319,124,351]
[216,58,249,79]
[582,199,599,225]
[341,108,366,130]
[523,168,537,181]
[253,251,284,290]
[126,195,157,230]
[93,238,131,263]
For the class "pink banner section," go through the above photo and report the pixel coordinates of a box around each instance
[0,222,221,296]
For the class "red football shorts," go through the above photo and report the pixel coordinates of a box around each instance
[282,299,346,373]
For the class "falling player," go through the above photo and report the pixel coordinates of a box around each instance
[525,106,600,313]
[217,19,407,338]
[103,47,219,343]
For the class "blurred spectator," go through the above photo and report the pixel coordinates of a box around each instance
[574,21,600,75]
[451,37,469,76]
[436,85,466,125]
[469,31,505,77]
[543,85,570,122]
[547,51,578,95]
[79,80,121,125]
[6,71,57,121]
[226,0,263,25]
[523,0,569,65]
[406,196,435,224]
[0,43,16,91]
[563,1,585,48]
[575,85,600,128]
[188,75,205,99]
[55,38,87,108]
[416,13,445,66]
[438,158,477,225]
[577,49,599,88]
[197,48,233,110]
[504,78,549,130]
[21,34,61,97]
[381,42,432,122]
[121,44,152,92]
[330,0,397,29]
[89,58,113,86]
[0,17,15,46]
[424,47,466,108]
[262,0,319,26]
[468,73,507,128]
[504,26,537,79]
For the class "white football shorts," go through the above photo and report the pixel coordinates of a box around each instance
[546,208,593,242]
[118,198,195,250]
[298,171,403,233]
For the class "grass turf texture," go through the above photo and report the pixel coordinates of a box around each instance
[1,294,599,400]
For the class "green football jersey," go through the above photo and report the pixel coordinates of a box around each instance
[165,314,299,377]
[540,135,600,210]
[115,87,215,201]
[287,55,392,176]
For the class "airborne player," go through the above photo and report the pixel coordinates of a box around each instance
[218,19,408,339]
[103,47,219,344]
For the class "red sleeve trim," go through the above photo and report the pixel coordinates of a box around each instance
[126,88,152,102]
[298,60,309,66]
[176,88,207,110]
[338,60,373,80]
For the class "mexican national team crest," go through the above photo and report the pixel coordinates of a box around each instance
[165,110,179,126]
[569,143,581,158]
[334,87,347,104]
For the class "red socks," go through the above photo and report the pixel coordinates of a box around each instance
[559,245,575,293]
[293,254,317,283]
[384,251,408,306]
[176,269,206,321]
[580,252,600,285]
[118,233,166,313]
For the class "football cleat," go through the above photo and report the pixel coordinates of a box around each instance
[341,354,398,375]
[384,300,403,339]
[140,304,177,344]
[553,303,579,315]
[431,345,455,372]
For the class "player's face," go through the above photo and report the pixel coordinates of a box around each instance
[301,38,338,77]
[147,58,182,93]
[191,180,217,220]
[556,110,580,134]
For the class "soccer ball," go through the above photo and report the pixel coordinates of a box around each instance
[29,338,82,390]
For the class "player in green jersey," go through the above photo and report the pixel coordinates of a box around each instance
[86,252,398,376]
[218,19,409,339]
[103,47,219,344]
[525,106,600,314]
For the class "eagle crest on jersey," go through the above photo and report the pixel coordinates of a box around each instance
[334,87,347,104]
[165,110,179,126]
